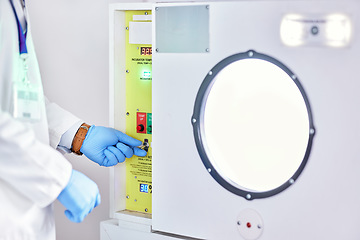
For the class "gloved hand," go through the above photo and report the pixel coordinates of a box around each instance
[57,170,100,223]
[80,126,147,167]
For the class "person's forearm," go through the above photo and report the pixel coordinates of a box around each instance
[0,112,72,207]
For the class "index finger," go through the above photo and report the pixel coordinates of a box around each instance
[114,130,142,147]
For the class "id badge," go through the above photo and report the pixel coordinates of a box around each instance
[12,81,43,122]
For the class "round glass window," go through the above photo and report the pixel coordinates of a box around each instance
[192,50,315,200]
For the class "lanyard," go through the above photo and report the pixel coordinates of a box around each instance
[9,0,27,55]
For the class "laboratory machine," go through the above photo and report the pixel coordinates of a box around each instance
[102,1,360,239]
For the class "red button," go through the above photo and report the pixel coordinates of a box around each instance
[246,222,251,228]
[137,124,144,131]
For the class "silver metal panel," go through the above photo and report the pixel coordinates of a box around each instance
[155,5,209,53]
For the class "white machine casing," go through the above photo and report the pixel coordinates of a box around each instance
[104,1,360,240]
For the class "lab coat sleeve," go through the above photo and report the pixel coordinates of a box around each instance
[45,98,82,149]
[0,112,72,208]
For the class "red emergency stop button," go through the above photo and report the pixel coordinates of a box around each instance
[246,222,251,228]
[137,124,145,132]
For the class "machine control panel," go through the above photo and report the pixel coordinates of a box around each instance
[124,10,152,214]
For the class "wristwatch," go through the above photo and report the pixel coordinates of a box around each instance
[71,123,91,155]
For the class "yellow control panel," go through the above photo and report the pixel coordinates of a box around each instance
[125,10,152,214]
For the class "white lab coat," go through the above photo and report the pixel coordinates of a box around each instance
[0,0,81,239]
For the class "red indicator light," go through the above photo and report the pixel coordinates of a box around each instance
[246,222,252,228]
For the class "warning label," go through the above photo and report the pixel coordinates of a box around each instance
[129,156,152,178]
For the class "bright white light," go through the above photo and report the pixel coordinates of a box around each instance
[280,14,306,47]
[280,13,352,48]
[201,59,310,192]
[325,14,352,47]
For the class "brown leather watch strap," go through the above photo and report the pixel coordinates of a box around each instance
[71,123,91,155]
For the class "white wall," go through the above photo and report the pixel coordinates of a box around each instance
[28,0,164,239]
[28,0,113,239]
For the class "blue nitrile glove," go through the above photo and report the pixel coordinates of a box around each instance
[57,169,100,223]
[80,126,147,167]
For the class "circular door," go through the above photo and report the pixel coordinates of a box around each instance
[192,50,315,200]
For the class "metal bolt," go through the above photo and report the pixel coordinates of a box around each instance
[145,208,148,212]
[135,176,137,179]
[155,7,159,11]
[248,51,254,57]
[126,27,129,30]
[310,128,315,135]
[137,109,139,111]
[208,168,211,173]
[126,69,129,73]
[126,112,130,116]
[292,75,296,80]
[145,12,148,15]
[258,224,262,229]
[206,48,210,52]
[156,48,159,52]
[246,194,251,199]
[126,195,129,199]
[134,199,137,202]
[192,118,197,123]
[237,221,241,226]
[311,26,319,35]
[206,5,210,9]
[289,178,295,184]
[209,71,213,76]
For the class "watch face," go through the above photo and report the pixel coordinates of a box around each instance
[192,50,315,200]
